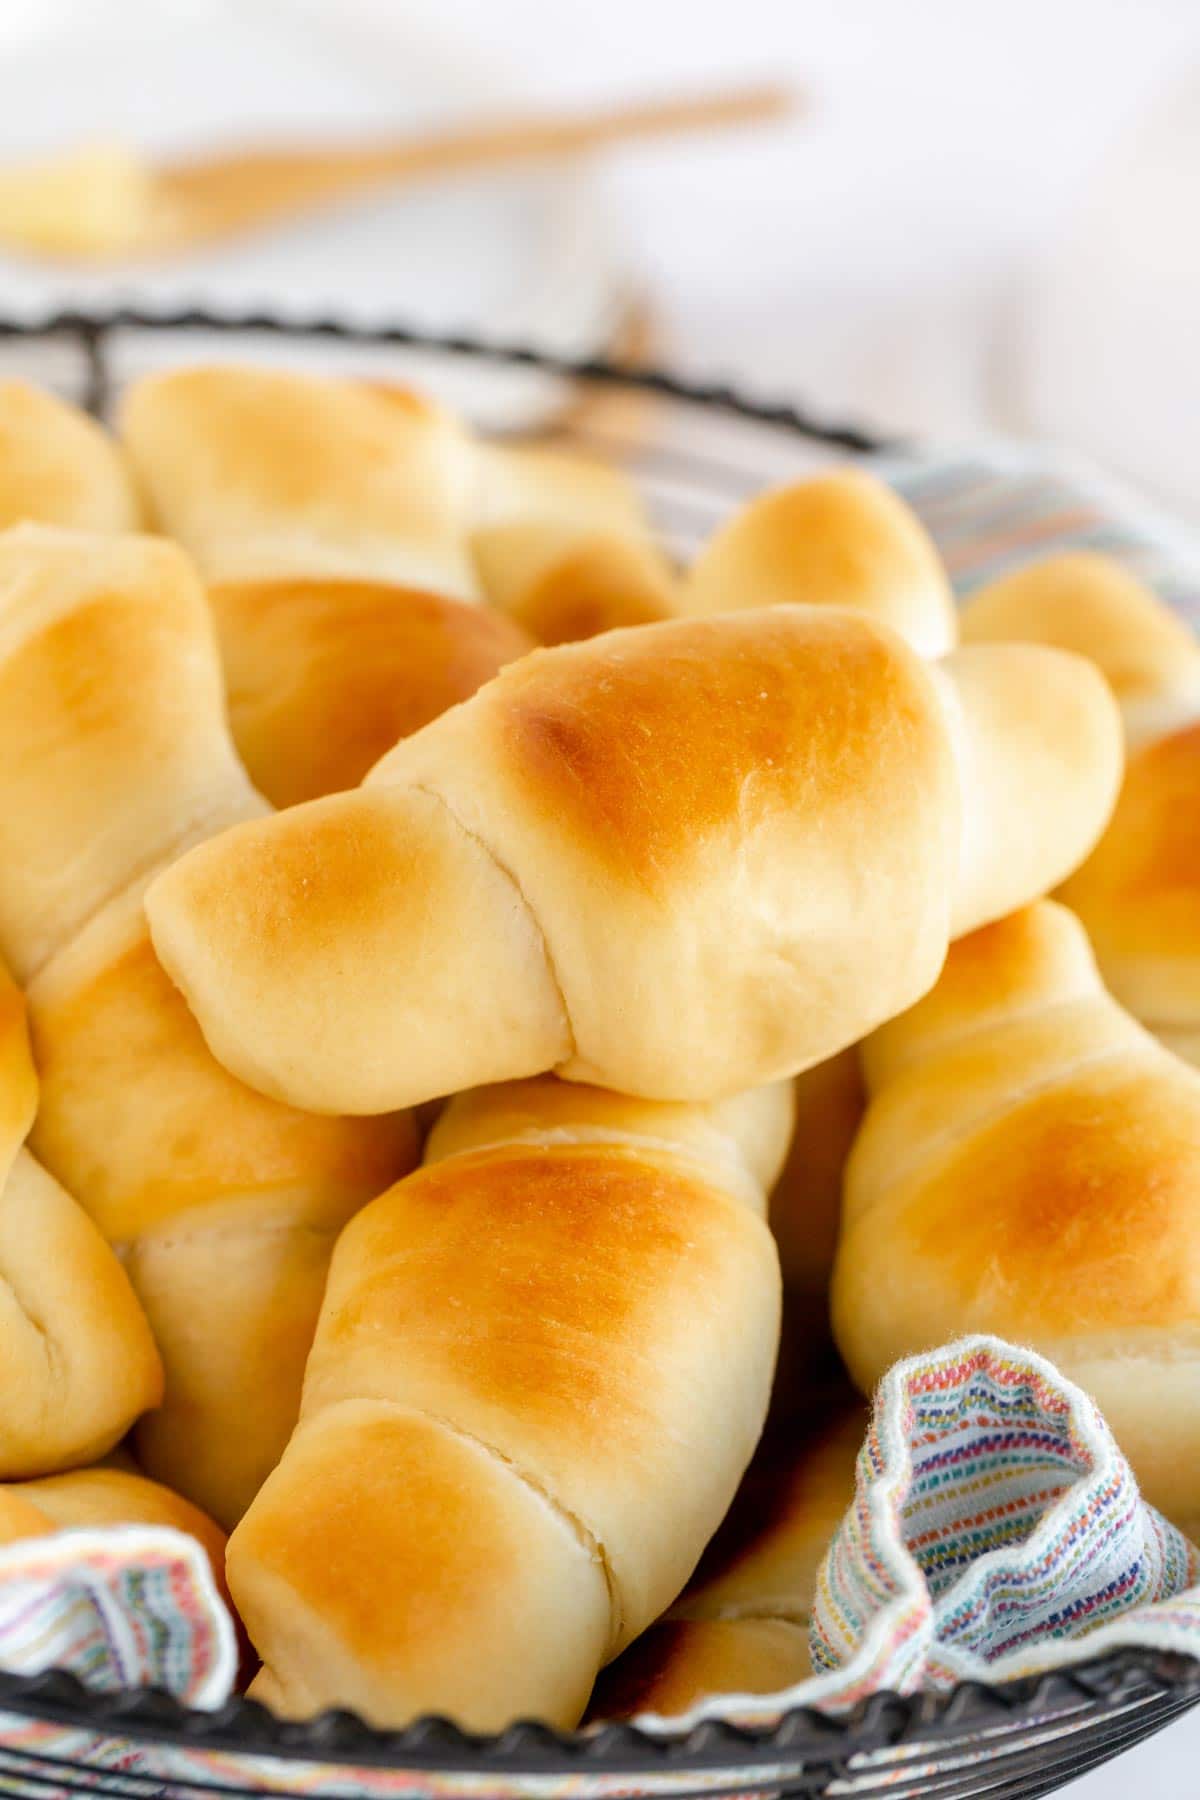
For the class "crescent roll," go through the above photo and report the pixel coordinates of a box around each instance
[148,610,1121,1117]
[0,960,160,1475]
[120,366,478,596]
[681,469,957,657]
[227,1075,790,1730]
[962,553,1200,1065]
[0,380,139,533]
[120,366,536,805]
[833,899,1200,1541]
[747,480,947,1321]
[0,524,417,1527]
[589,1390,864,1720]
[211,577,532,807]
[471,440,677,644]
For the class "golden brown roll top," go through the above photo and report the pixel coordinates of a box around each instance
[590,1392,864,1720]
[0,381,140,533]
[210,577,532,806]
[149,607,959,1113]
[834,900,1200,1540]
[471,440,677,643]
[148,608,1121,1118]
[931,644,1122,938]
[0,524,263,982]
[856,897,1099,1095]
[0,526,416,1525]
[120,365,480,598]
[0,958,161,1476]
[227,1077,786,1729]
[961,552,1200,748]
[681,470,957,657]
[961,553,1200,1065]
[1057,727,1200,1065]
[120,367,538,805]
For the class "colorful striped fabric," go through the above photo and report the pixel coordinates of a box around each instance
[3,1337,1196,1790]
[0,1525,235,1709]
[876,444,1200,629]
[801,1337,1200,1711]
[631,1336,1200,1736]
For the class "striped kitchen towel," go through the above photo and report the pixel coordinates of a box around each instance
[0,1339,1195,1792]
[808,1336,1200,1701]
[0,1524,235,1708]
[879,445,1200,628]
[642,1335,1199,1732]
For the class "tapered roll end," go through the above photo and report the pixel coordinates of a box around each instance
[145,787,571,1116]
[681,470,958,658]
[936,642,1124,939]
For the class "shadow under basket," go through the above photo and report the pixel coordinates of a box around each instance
[0,307,1196,1800]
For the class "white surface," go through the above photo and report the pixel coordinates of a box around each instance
[417,0,1200,518]
[4,1,1200,1788]
[0,0,625,352]
[1024,67,1200,522]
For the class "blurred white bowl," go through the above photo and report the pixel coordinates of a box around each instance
[1020,67,1200,521]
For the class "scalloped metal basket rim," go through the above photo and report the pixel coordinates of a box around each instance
[2,1649,1199,1771]
[0,306,1194,1776]
[0,302,890,450]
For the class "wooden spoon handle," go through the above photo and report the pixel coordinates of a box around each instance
[361,81,799,178]
[162,83,797,242]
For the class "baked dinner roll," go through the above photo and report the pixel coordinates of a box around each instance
[211,578,532,806]
[589,1389,864,1720]
[471,440,677,644]
[0,1462,227,1599]
[121,365,478,597]
[768,1049,865,1320]
[148,610,1122,1117]
[688,469,948,1247]
[833,899,1200,1541]
[962,553,1200,1066]
[960,552,1200,748]
[736,478,950,1314]
[0,380,139,533]
[0,525,416,1526]
[681,470,956,657]
[120,366,537,803]
[227,1075,790,1730]
[0,958,161,1476]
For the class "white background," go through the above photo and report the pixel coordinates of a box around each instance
[418,0,1200,448]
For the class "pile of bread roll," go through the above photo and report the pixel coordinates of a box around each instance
[0,363,1193,1734]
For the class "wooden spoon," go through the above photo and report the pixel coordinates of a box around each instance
[0,84,795,264]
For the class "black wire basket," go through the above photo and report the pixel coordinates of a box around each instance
[0,309,1195,1800]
